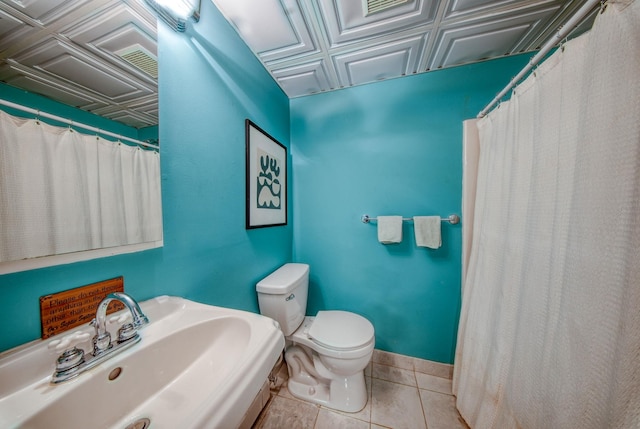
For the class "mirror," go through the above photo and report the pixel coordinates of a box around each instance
[0,0,161,274]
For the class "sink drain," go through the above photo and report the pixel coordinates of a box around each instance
[108,367,123,381]
[125,418,151,429]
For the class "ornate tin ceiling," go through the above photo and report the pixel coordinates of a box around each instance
[0,0,597,126]
[212,0,597,97]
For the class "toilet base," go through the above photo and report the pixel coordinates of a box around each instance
[285,346,368,413]
[287,373,367,413]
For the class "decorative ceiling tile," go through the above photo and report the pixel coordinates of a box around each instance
[125,95,159,117]
[3,71,105,108]
[213,0,318,63]
[428,4,561,70]
[432,24,531,69]
[333,34,427,87]
[316,0,438,46]
[65,3,157,83]
[92,24,157,70]
[0,9,38,53]
[10,38,145,99]
[271,58,334,95]
[103,111,152,128]
[94,100,158,128]
[0,8,27,38]
[446,0,531,17]
[65,3,156,49]
[47,55,141,99]
[2,0,83,23]
[211,0,593,97]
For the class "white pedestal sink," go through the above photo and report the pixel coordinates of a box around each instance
[0,296,285,428]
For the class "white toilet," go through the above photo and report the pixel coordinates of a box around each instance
[256,263,375,413]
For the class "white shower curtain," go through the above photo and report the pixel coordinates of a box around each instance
[453,1,640,428]
[0,111,163,262]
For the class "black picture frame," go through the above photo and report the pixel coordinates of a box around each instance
[245,119,287,229]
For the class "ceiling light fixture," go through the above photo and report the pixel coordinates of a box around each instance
[144,0,201,32]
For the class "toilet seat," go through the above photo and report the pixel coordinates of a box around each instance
[308,311,374,350]
[288,313,375,360]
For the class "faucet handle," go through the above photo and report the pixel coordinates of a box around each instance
[48,331,91,353]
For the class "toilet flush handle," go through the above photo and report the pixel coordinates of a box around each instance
[285,293,295,301]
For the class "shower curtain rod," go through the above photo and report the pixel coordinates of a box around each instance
[477,0,602,118]
[0,98,159,150]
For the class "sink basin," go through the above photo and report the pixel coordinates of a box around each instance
[0,296,285,428]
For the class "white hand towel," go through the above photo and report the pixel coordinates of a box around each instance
[414,216,441,249]
[377,216,403,244]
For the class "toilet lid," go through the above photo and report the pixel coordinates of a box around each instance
[308,311,374,350]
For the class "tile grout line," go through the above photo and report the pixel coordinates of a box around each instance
[413,362,429,429]
[417,386,431,429]
[413,367,431,429]
[311,404,320,429]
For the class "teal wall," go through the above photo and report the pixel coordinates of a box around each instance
[138,125,159,144]
[0,0,291,353]
[156,0,291,306]
[290,56,528,363]
[0,0,529,362]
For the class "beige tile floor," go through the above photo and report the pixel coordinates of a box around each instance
[252,350,470,429]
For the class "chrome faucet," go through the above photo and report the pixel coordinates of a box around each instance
[49,292,149,384]
[93,292,149,354]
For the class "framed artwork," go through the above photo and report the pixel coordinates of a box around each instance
[245,119,287,229]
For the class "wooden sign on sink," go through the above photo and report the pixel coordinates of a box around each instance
[39,277,125,339]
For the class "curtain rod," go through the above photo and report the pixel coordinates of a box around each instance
[0,98,159,150]
[477,0,602,118]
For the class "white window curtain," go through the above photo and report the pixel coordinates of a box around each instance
[0,110,163,262]
[453,1,640,428]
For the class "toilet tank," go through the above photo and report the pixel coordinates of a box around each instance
[256,263,309,336]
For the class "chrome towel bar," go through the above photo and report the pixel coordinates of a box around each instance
[361,214,460,225]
